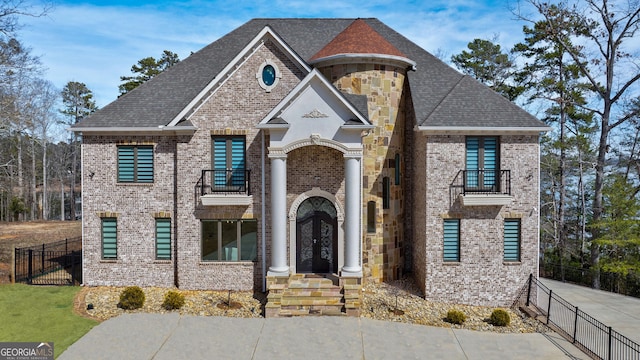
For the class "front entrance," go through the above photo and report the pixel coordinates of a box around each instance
[296,197,338,273]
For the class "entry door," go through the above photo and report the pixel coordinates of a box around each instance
[296,197,338,273]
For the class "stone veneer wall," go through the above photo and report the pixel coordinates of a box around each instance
[414,134,540,306]
[175,40,305,290]
[319,63,407,283]
[81,135,178,287]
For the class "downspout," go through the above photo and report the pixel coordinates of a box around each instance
[173,139,179,288]
[261,130,267,292]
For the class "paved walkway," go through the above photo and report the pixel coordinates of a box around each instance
[60,314,588,360]
[541,278,640,344]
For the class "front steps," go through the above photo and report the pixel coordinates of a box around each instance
[266,274,362,317]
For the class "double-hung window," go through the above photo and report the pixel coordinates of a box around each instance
[201,219,257,261]
[156,218,171,260]
[102,218,117,260]
[118,146,154,183]
[212,137,246,191]
[504,219,521,262]
[443,219,460,262]
[465,137,499,192]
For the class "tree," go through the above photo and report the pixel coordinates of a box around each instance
[518,0,640,288]
[60,81,97,220]
[451,38,524,101]
[514,4,596,279]
[118,50,179,95]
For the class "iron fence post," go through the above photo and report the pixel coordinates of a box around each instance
[573,306,578,343]
[547,289,553,325]
[526,273,532,307]
[608,326,612,360]
[41,243,45,274]
[27,249,33,285]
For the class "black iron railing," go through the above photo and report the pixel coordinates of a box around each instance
[540,263,640,298]
[514,274,640,360]
[14,237,82,285]
[452,169,511,195]
[198,169,251,196]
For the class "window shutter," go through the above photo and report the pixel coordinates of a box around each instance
[483,137,497,187]
[230,138,245,187]
[118,147,135,182]
[466,137,479,188]
[102,218,117,259]
[504,219,520,261]
[136,147,154,183]
[156,219,171,260]
[443,219,460,262]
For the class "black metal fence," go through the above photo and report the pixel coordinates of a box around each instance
[14,237,82,285]
[541,263,640,298]
[515,274,640,360]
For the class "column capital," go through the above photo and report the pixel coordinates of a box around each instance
[268,148,287,159]
[343,151,363,160]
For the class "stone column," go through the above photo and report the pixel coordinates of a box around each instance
[268,153,289,276]
[342,154,362,275]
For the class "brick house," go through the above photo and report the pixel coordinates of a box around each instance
[71,18,549,316]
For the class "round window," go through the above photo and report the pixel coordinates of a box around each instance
[262,65,276,86]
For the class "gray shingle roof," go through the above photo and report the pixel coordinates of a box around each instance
[72,18,545,131]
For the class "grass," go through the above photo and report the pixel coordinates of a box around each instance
[0,284,98,358]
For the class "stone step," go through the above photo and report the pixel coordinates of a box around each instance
[282,288,342,297]
[281,297,344,306]
[287,278,336,289]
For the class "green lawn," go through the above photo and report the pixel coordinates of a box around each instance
[0,284,98,358]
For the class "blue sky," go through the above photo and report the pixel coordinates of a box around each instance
[19,0,535,108]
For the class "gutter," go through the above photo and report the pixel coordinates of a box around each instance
[261,130,267,292]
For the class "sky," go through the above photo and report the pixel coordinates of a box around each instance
[17,0,538,109]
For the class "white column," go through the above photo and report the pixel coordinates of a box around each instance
[268,154,289,276]
[342,154,362,275]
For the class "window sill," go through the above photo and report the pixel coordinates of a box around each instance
[199,261,256,265]
[100,259,118,263]
[117,183,154,186]
[503,261,521,266]
[154,260,172,264]
[442,261,460,266]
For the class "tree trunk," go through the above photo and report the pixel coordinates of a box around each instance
[42,139,47,220]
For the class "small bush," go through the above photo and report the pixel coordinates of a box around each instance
[489,309,511,326]
[445,309,466,325]
[118,286,145,310]
[162,290,185,310]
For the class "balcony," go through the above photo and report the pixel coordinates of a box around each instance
[197,169,252,206]
[452,170,513,206]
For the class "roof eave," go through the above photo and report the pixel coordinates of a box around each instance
[310,53,416,69]
[69,126,197,135]
[415,126,552,135]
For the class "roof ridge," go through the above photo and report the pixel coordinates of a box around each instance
[421,74,466,124]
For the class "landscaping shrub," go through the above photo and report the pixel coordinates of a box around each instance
[162,290,185,310]
[445,309,466,325]
[118,286,145,310]
[489,308,511,326]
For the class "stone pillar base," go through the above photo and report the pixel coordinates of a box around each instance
[340,276,363,317]
[265,275,288,318]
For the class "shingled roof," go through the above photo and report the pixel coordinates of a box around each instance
[72,18,546,131]
[309,19,408,62]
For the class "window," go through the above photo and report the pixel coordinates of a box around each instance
[367,201,376,233]
[504,219,521,261]
[465,137,498,190]
[382,177,390,209]
[256,59,281,92]
[212,137,246,191]
[443,219,460,262]
[201,220,257,261]
[102,218,117,259]
[395,154,401,185]
[118,146,153,183]
[156,218,171,260]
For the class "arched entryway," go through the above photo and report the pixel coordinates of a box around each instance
[296,197,338,273]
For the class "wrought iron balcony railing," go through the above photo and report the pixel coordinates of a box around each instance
[453,169,511,195]
[197,169,251,196]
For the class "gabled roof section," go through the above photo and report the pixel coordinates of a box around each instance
[257,68,370,128]
[309,19,415,68]
[417,76,550,132]
[168,25,311,126]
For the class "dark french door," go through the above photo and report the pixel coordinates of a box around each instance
[296,197,337,273]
